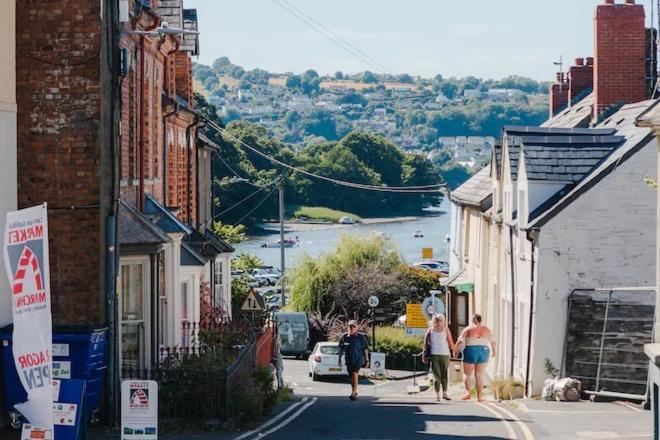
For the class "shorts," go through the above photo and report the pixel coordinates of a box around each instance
[346,358,363,374]
[463,345,490,365]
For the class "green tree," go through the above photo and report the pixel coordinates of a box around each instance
[212,222,246,244]
[233,252,265,272]
[362,71,379,83]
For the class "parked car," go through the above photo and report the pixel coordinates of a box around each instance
[308,342,347,381]
[412,261,449,274]
[251,269,280,286]
[338,216,357,224]
[275,312,309,358]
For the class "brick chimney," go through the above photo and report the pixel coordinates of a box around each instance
[549,72,569,117]
[568,57,594,104]
[593,0,646,119]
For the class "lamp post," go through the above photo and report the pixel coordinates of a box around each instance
[279,179,286,307]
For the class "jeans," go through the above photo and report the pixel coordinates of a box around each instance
[431,354,450,392]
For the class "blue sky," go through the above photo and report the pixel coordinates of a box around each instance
[185,0,655,81]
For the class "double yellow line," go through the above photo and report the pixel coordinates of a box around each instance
[477,401,536,440]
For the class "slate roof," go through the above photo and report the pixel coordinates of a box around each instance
[493,143,502,178]
[521,136,624,183]
[144,194,192,235]
[541,93,595,129]
[198,132,221,151]
[118,200,170,249]
[181,241,206,266]
[451,165,492,208]
[527,100,655,227]
[502,126,618,180]
[185,229,234,258]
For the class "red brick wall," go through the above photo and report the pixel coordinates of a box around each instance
[174,52,193,104]
[594,1,647,118]
[549,79,569,117]
[568,58,594,104]
[16,0,103,324]
[166,116,196,225]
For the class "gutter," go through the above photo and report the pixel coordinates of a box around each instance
[524,228,537,396]
[509,226,516,377]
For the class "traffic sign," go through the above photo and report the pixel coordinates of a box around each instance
[241,289,264,311]
[368,296,380,308]
[422,248,433,259]
[406,304,427,328]
[421,296,445,320]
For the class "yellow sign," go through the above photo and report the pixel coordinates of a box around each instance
[422,248,433,259]
[406,304,428,328]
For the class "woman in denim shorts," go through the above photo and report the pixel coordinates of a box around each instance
[455,314,496,401]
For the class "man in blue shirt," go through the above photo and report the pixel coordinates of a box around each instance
[338,320,369,400]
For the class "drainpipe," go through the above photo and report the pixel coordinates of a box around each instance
[524,229,537,396]
[162,102,180,206]
[509,226,516,377]
[138,35,146,211]
[194,121,207,230]
[185,116,201,226]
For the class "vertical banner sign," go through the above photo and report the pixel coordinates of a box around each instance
[3,204,54,432]
[122,380,158,440]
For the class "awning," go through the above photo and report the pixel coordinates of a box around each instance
[441,268,474,293]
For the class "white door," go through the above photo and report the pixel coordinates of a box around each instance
[119,257,151,371]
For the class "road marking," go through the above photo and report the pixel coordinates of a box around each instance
[516,401,643,415]
[234,397,309,440]
[615,401,644,413]
[488,402,535,440]
[254,397,318,439]
[477,402,517,440]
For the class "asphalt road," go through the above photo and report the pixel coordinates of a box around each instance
[235,359,653,440]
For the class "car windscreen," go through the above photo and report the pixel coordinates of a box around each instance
[320,346,340,355]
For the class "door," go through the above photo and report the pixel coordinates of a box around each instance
[119,257,151,371]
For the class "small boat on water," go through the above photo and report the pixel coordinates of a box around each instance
[374,231,392,240]
[261,238,298,248]
[414,230,424,238]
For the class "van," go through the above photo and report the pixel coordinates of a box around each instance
[275,312,309,358]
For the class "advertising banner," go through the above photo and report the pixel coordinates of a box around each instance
[3,204,53,431]
[122,380,158,440]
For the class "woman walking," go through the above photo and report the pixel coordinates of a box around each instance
[422,314,455,401]
[455,313,496,402]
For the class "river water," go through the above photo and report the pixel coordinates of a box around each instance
[234,200,451,270]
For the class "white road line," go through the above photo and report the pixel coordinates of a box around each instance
[488,402,536,440]
[477,402,517,440]
[234,397,309,440]
[254,397,318,439]
[615,401,644,413]
[517,401,642,415]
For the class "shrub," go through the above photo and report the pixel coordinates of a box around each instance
[230,366,278,428]
[373,326,423,371]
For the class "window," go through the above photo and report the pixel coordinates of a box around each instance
[214,260,224,307]
[157,252,166,349]
[119,259,149,371]
[180,279,192,346]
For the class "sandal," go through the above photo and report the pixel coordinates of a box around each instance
[461,393,471,400]
[443,394,451,401]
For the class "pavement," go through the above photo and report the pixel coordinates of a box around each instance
[0,359,653,439]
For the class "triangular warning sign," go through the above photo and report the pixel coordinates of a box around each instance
[241,289,264,312]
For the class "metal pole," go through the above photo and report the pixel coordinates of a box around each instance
[279,180,286,307]
[372,309,376,353]
[595,290,613,393]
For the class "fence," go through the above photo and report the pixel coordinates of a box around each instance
[255,327,273,368]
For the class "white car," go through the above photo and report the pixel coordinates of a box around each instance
[338,216,357,224]
[308,342,347,380]
[412,261,449,274]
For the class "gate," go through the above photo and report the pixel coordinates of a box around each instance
[563,288,655,399]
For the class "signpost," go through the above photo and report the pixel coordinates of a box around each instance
[370,352,386,376]
[240,288,264,312]
[368,296,379,352]
[121,380,158,440]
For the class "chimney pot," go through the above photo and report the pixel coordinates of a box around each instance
[575,58,584,66]
[586,57,594,66]
[625,0,635,4]
[604,0,614,4]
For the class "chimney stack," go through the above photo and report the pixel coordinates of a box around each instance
[568,57,594,104]
[549,72,569,117]
[593,0,646,119]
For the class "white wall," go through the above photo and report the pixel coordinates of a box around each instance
[0,0,16,327]
[449,201,462,275]
[529,139,657,394]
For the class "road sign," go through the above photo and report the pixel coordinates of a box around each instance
[422,247,433,259]
[241,288,264,312]
[368,296,379,308]
[370,352,386,375]
[406,304,427,328]
[121,380,158,440]
[374,316,388,322]
[421,296,445,320]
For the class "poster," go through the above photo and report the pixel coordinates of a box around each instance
[121,380,158,440]
[370,352,386,375]
[3,204,53,432]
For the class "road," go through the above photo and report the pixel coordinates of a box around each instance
[235,359,653,440]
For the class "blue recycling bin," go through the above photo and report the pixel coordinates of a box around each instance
[0,325,108,425]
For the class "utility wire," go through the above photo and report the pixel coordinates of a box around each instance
[214,186,266,219]
[232,186,280,226]
[276,0,390,75]
[205,119,444,193]
[271,0,388,75]
[215,153,281,188]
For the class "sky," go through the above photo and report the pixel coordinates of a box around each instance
[184,0,656,81]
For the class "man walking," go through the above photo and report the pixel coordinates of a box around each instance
[338,320,369,401]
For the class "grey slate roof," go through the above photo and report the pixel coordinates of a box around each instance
[185,229,234,258]
[521,136,623,183]
[527,100,655,227]
[118,200,171,247]
[144,193,192,235]
[451,165,492,208]
[503,126,618,180]
[541,93,594,129]
[157,2,199,55]
[181,241,206,266]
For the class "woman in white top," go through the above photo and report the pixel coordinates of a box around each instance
[455,313,497,402]
[422,314,456,401]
